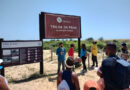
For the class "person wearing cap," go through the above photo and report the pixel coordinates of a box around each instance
[121,43,128,54]
[0,59,10,90]
[97,42,130,90]
[121,43,129,61]
[56,42,66,74]
[57,57,80,90]
[91,41,98,67]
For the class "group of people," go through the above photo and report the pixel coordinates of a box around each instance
[0,41,129,90]
[56,41,98,74]
[57,42,130,90]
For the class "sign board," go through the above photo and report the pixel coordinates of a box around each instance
[1,41,43,67]
[40,12,81,39]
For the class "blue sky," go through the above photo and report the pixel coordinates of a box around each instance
[0,0,130,40]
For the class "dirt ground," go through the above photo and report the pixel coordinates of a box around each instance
[6,50,105,90]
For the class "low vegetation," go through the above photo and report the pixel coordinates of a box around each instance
[43,38,130,53]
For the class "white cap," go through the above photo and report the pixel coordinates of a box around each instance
[0,59,3,64]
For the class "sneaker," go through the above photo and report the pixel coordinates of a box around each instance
[83,69,87,73]
[91,65,94,67]
[81,69,84,73]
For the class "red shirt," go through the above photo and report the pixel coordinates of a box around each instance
[68,47,74,57]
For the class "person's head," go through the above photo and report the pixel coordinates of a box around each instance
[93,41,97,44]
[121,42,127,51]
[105,42,117,56]
[121,42,126,47]
[84,80,98,90]
[65,57,74,70]
[82,44,86,50]
[59,42,63,48]
[70,44,74,48]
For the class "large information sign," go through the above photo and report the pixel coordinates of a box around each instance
[40,12,81,39]
[1,41,43,67]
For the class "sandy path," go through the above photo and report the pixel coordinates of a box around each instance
[6,50,104,90]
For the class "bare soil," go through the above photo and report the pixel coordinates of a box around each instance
[6,50,104,90]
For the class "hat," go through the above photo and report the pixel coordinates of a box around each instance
[65,57,74,69]
[121,43,126,46]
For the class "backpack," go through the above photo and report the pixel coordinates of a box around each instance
[58,80,70,90]
[102,57,130,89]
[115,59,130,89]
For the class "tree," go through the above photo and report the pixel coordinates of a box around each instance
[98,37,104,42]
[86,37,94,42]
[69,38,72,41]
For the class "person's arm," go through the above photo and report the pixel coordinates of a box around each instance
[91,45,93,52]
[56,48,60,55]
[0,77,10,90]
[64,48,66,55]
[80,48,83,57]
[57,71,62,87]
[84,50,87,57]
[72,73,80,90]
[97,67,103,77]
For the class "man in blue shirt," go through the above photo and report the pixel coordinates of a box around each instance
[56,42,66,74]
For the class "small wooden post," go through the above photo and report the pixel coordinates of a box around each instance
[78,38,81,57]
[88,53,90,68]
[39,13,44,74]
[51,46,53,61]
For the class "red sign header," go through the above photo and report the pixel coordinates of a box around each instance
[40,12,81,39]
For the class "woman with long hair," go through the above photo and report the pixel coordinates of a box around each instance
[80,44,87,73]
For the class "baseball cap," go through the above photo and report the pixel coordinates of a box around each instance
[121,42,126,46]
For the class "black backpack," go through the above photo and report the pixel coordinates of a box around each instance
[102,57,130,90]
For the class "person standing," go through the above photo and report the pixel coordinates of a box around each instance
[56,42,66,74]
[121,43,129,61]
[68,44,74,58]
[121,42,128,54]
[91,41,98,67]
[80,44,87,72]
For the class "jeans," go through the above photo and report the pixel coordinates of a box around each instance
[57,60,65,74]
[81,56,87,70]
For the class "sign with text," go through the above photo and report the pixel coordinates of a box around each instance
[1,41,43,67]
[40,12,81,39]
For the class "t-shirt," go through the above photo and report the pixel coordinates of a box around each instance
[68,47,74,57]
[56,47,66,61]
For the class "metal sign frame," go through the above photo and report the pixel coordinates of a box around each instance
[0,40,43,76]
